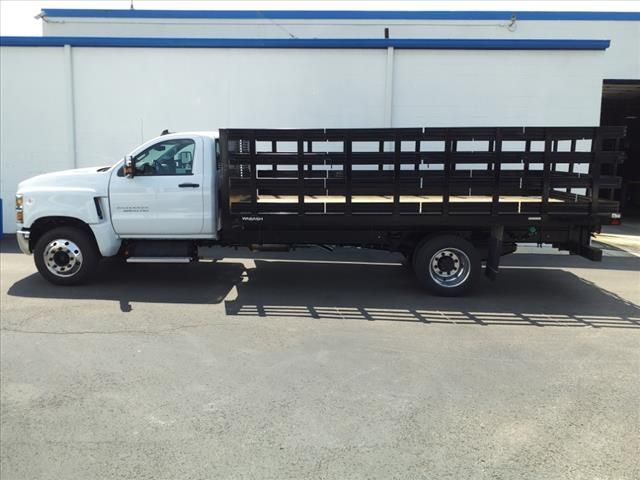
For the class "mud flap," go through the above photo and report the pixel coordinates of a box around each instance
[485,225,504,281]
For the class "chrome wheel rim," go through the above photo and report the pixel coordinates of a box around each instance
[43,239,83,278]
[428,247,470,288]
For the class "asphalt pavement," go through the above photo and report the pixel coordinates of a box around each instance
[1,236,639,480]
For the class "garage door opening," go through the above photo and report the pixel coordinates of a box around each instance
[601,79,640,218]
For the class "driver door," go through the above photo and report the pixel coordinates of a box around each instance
[109,137,204,236]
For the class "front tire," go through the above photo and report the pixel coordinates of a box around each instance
[412,235,480,296]
[33,227,99,285]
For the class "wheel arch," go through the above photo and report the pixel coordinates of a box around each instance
[29,216,100,255]
[413,230,481,250]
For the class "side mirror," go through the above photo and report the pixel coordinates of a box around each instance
[176,151,193,165]
[123,155,135,178]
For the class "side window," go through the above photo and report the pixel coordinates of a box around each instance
[134,139,195,176]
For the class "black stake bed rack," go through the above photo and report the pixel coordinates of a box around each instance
[218,126,625,253]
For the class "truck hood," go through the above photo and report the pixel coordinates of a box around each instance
[17,166,112,195]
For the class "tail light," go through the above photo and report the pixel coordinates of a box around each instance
[610,212,622,225]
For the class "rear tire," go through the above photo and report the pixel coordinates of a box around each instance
[412,235,480,296]
[33,227,99,286]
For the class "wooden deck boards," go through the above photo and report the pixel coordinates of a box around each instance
[257,195,564,204]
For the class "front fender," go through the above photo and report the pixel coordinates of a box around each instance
[89,221,122,257]
[20,190,121,257]
[20,188,102,227]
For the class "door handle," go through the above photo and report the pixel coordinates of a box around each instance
[178,183,200,188]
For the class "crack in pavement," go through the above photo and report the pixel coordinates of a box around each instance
[0,322,231,336]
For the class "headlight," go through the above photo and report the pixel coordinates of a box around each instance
[16,194,23,223]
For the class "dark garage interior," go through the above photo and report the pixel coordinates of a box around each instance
[601,79,640,218]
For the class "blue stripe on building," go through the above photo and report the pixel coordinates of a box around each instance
[0,37,612,51]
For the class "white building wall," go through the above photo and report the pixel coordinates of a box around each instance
[0,47,74,233]
[70,47,387,166]
[392,49,606,127]
[0,44,611,233]
[2,12,639,233]
[43,17,640,79]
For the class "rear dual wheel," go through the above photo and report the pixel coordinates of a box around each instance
[412,235,480,296]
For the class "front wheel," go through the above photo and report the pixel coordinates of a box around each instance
[412,235,480,296]
[33,227,99,285]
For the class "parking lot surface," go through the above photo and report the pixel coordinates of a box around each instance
[1,237,639,480]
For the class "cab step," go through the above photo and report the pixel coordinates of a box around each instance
[126,257,193,263]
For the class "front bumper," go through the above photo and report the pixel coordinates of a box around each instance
[16,229,31,255]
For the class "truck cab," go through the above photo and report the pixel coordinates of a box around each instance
[109,132,218,237]
[16,132,219,284]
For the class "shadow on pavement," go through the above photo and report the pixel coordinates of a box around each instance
[8,259,245,312]
[7,254,640,329]
[223,260,640,329]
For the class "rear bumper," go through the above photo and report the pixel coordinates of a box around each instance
[16,229,31,255]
